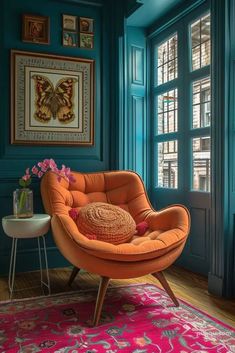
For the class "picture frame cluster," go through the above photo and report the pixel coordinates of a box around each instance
[22,14,50,45]
[62,14,94,49]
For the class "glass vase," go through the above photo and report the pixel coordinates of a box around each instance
[13,188,33,218]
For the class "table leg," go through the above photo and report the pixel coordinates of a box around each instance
[42,235,50,295]
[37,237,43,289]
[37,236,51,295]
[8,238,17,299]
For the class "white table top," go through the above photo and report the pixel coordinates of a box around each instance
[2,214,51,238]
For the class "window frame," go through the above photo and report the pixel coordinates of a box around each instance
[150,7,211,194]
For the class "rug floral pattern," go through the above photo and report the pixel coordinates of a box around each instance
[0,284,234,353]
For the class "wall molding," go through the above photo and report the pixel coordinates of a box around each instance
[132,95,146,180]
[132,45,144,85]
[210,0,232,297]
[51,0,103,6]
[208,272,224,297]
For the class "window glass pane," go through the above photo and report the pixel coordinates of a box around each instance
[157,34,178,85]
[201,40,210,67]
[201,14,210,41]
[191,13,210,70]
[192,77,211,129]
[192,46,201,70]
[157,89,178,134]
[158,66,163,85]
[191,19,200,47]
[158,140,178,188]
[168,60,177,81]
[192,137,210,192]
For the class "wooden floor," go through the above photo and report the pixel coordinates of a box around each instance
[0,265,234,327]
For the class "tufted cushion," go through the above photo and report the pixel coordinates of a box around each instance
[76,202,136,245]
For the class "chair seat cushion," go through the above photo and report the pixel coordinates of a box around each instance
[76,202,136,245]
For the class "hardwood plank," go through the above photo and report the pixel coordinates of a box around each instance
[0,266,234,327]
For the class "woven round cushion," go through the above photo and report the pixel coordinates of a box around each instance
[77,202,136,245]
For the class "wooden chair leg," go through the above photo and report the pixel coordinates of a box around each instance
[92,276,110,327]
[68,267,80,286]
[152,271,179,307]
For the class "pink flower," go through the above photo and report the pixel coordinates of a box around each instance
[31,166,39,175]
[37,171,44,178]
[67,174,76,183]
[22,168,31,181]
[56,164,75,183]
[57,175,62,183]
[49,158,57,170]
[19,158,75,188]
[37,161,48,172]
[22,174,31,181]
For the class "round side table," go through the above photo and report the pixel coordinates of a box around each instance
[2,214,51,299]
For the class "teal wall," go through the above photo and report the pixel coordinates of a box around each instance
[0,0,117,275]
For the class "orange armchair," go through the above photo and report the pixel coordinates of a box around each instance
[41,170,190,326]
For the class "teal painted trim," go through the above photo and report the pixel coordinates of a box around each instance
[118,34,126,170]
[125,26,147,182]
[147,0,206,38]
[208,272,224,296]
[125,0,144,18]
[100,6,110,166]
[210,0,231,296]
[132,46,144,85]
[124,27,130,171]
[0,3,5,159]
[107,1,128,170]
[145,37,152,193]
[227,0,235,298]
[53,0,104,6]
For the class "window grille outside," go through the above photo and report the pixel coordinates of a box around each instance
[157,34,178,85]
[191,13,210,71]
[192,137,210,191]
[192,77,211,129]
[158,141,178,188]
[157,89,178,134]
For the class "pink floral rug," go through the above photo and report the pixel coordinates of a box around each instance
[0,283,234,353]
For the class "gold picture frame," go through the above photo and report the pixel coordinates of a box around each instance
[79,17,94,33]
[62,14,77,31]
[22,14,50,44]
[62,31,78,47]
[80,33,94,49]
[11,50,94,146]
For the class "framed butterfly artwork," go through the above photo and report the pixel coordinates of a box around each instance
[11,50,94,145]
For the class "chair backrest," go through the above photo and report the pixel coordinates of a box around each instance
[40,170,152,223]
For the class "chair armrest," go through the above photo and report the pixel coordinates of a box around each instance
[146,204,190,234]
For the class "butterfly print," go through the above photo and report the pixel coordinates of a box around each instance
[32,75,78,124]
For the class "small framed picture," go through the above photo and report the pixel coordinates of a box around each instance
[79,17,94,33]
[62,14,77,31]
[63,31,78,47]
[80,33,94,49]
[22,14,50,44]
